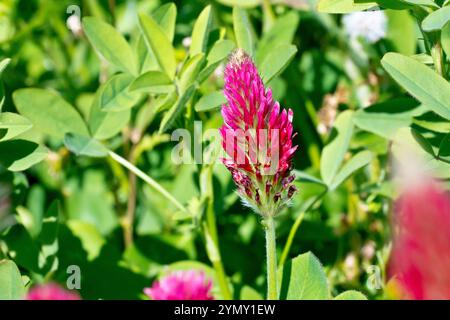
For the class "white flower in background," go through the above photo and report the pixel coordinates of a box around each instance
[182,37,192,48]
[66,14,83,37]
[342,11,387,44]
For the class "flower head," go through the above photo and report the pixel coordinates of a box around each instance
[342,11,387,44]
[26,283,81,300]
[219,49,298,216]
[388,181,450,299]
[144,270,214,300]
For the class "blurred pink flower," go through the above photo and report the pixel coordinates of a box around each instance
[26,283,81,300]
[389,181,450,300]
[144,270,214,300]
[219,49,298,216]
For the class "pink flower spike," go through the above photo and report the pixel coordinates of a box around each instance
[220,49,298,216]
[388,180,450,300]
[144,270,214,300]
[26,283,81,300]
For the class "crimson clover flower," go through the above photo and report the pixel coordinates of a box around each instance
[144,270,214,300]
[26,283,81,300]
[388,180,450,300]
[219,49,298,216]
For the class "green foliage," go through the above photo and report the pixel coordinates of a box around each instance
[278,252,330,300]
[0,260,26,300]
[381,53,450,120]
[0,0,448,301]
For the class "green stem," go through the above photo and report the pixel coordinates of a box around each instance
[212,259,232,300]
[279,212,304,267]
[108,151,188,214]
[203,223,232,300]
[265,216,278,300]
[279,190,327,267]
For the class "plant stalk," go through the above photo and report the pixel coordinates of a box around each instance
[279,212,304,267]
[124,148,137,248]
[211,250,233,300]
[265,216,278,300]
[108,151,188,215]
[279,189,327,267]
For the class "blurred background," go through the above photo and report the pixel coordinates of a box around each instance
[0,0,449,300]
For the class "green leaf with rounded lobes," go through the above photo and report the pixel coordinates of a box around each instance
[330,151,373,191]
[207,40,236,66]
[89,84,131,140]
[190,5,213,57]
[82,17,137,75]
[381,53,450,120]
[138,13,177,79]
[129,71,175,94]
[402,0,439,8]
[13,88,89,139]
[152,3,177,42]
[278,252,329,300]
[320,110,354,186]
[159,85,196,133]
[0,140,47,172]
[442,23,450,57]
[197,40,235,83]
[353,98,423,139]
[334,290,367,300]
[64,133,108,158]
[216,0,261,7]
[194,91,226,112]
[233,7,256,57]
[100,74,142,112]
[354,0,411,9]
[259,44,297,84]
[386,10,416,56]
[422,6,450,31]
[0,260,26,300]
[240,286,263,300]
[0,113,33,142]
[178,53,205,94]
[318,0,377,13]
[256,11,299,66]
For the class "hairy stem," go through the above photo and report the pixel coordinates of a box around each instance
[265,216,278,300]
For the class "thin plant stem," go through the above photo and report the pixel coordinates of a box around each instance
[278,212,304,267]
[265,216,278,300]
[279,189,327,267]
[112,150,232,298]
[108,151,188,215]
[202,165,232,299]
[124,146,137,248]
[212,259,232,299]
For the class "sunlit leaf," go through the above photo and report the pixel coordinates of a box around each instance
[0,260,25,300]
[83,17,137,75]
[381,53,450,120]
[13,88,89,139]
